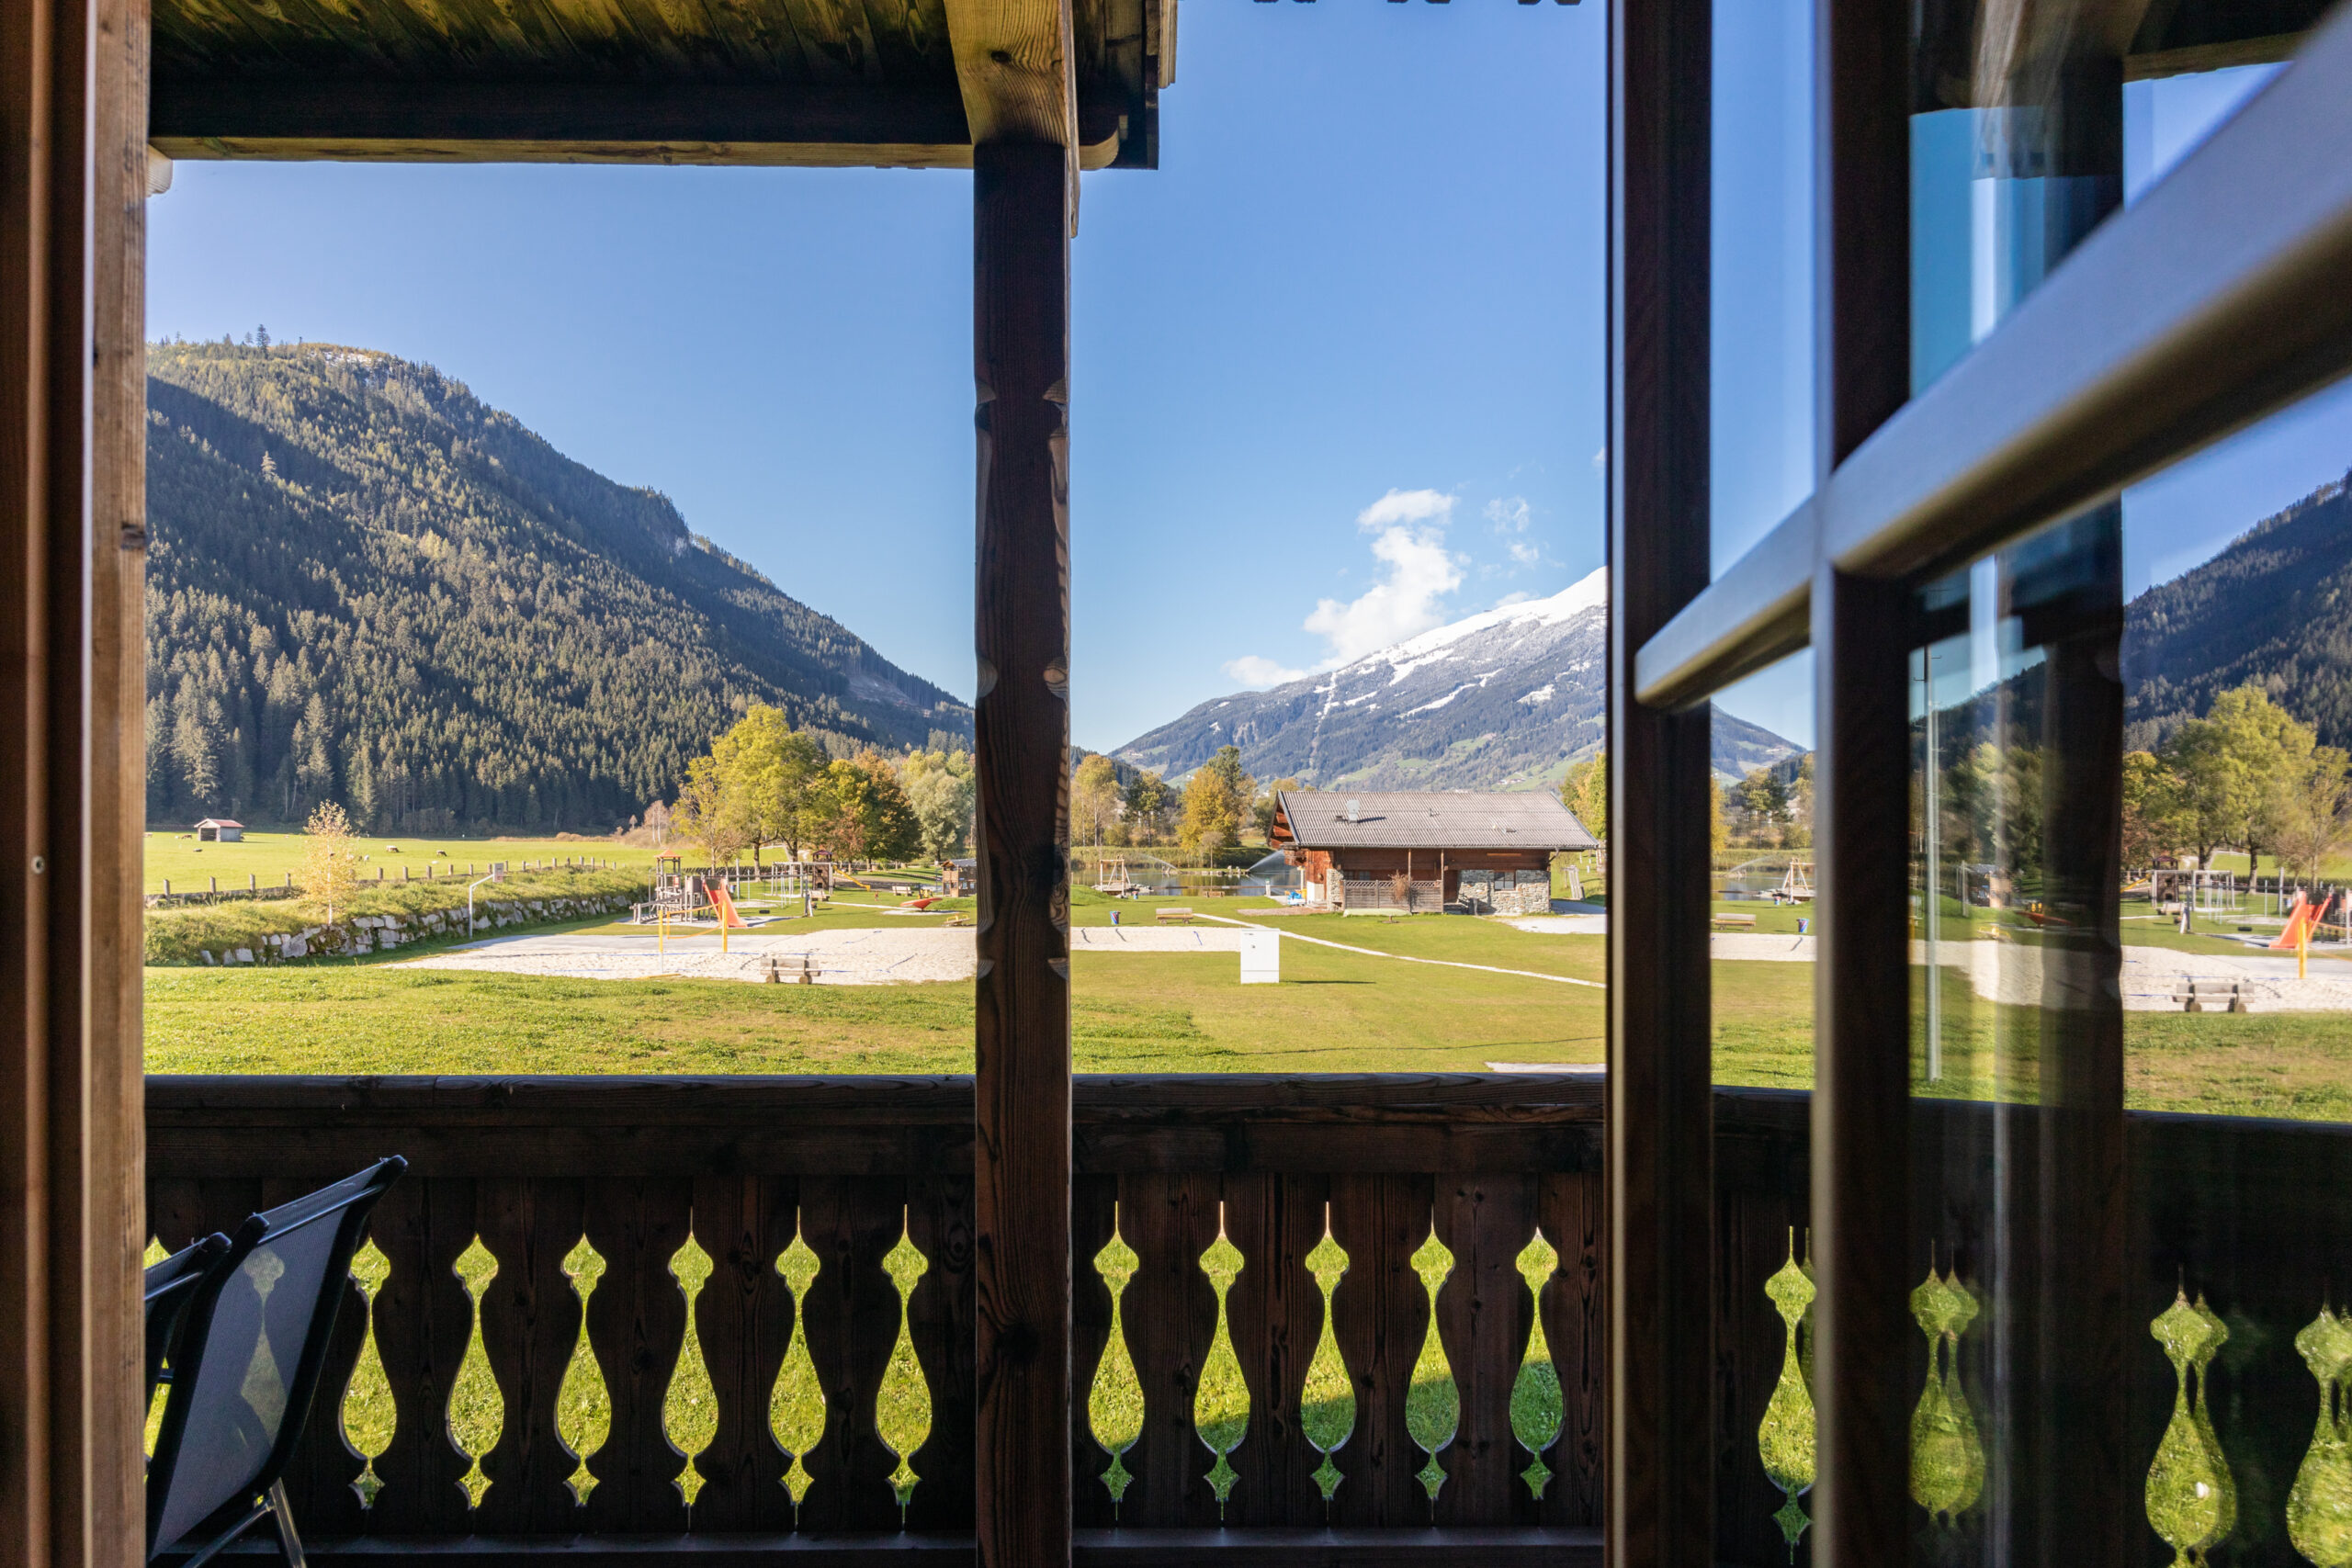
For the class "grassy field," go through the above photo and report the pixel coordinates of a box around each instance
[143,829,675,894]
[140,884,2352,1122]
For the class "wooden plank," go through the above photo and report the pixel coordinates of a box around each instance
[751,1177,808,1534]
[944,0,1074,144]
[1218,1172,1329,1526]
[358,1177,442,1535]
[686,1175,784,1533]
[472,1179,585,1536]
[424,1178,489,1535]
[1807,568,1912,1568]
[1604,0,1713,1551]
[1430,1175,1533,1527]
[970,138,1075,1568]
[903,1173,977,1533]
[1533,1172,1602,1529]
[1115,1172,1217,1529]
[0,0,118,1553]
[142,1072,1600,1125]
[282,1264,372,1538]
[794,1178,907,1533]
[576,1179,691,1535]
[157,1528,1602,1563]
[89,0,151,1556]
[1709,1159,1808,1563]
[1327,1174,1435,1529]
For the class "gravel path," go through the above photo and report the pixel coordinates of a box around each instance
[401,923,1250,986]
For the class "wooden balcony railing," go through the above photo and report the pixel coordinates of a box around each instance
[146,1074,1660,1564]
[154,1075,2352,1565]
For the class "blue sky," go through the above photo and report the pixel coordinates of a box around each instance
[147,6,2349,761]
[149,1,1606,756]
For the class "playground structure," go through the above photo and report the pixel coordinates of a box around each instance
[2149,867,2244,917]
[1772,861,1813,903]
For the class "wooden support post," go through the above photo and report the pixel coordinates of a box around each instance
[972,140,1073,1568]
[1808,568,1913,1568]
[1605,0,1713,1546]
[1807,0,1915,1558]
[1,0,147,1557]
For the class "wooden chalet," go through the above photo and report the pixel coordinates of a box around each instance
[9,0,2352,1559]
[1269,790,1595,915]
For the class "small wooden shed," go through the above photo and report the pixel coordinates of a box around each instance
[1269,789,1596,914]
[194,818,243,842]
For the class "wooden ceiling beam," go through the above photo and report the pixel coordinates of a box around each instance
[944,0,1080,227]
[148,75,1129,168]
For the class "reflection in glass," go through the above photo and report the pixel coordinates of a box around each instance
[1760,1233,1819,1553]
[2147,1292,2236,1563]
[1910,509,2127,1563]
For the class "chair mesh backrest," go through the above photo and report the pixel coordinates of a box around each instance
[143,1235,226,1405]
[149,1158,402,1554]
[152,1216,343,1548]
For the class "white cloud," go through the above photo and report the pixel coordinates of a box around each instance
[1492,591,1535,609]
[1486,495,1532,533]
[1357,488,1455,530]
[1486,495,1544,569]
[1219,487,1473,694]
[1304,504,1465,663]
[1222,654,1311,689]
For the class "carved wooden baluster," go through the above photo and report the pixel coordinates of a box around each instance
[794,1177,905,1531]
[1302,1208,1357,1514]
[1070,1174,1123,1530]
[904,1173,977,1535]
[579,1178,691,1533]
[688,1173,790,1533]
[1194,1206,1250,1519]
[1120,1171,1220,1527]
[1537,1168,1605,1526]
[1221,1170,1331,1524]
[1329,1173,1437,1528]
[664,1229,720,1508]
[1433,1174,1536,1525]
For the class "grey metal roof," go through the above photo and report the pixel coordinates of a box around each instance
[1272,790,1598,852]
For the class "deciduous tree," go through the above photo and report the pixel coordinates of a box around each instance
[299,800,358,926]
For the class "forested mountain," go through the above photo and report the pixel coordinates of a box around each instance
[146,342,968,833]
[2124,470,2352,750]
[1114,570,1803,789]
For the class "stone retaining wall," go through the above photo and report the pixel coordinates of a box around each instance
[191,892,637,967]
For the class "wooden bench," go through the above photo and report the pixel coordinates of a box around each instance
[1712,911,1758,931]
[1156,906,1196,923]
[2172,976,2247,1013]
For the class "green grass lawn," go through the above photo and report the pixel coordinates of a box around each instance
[144,829,670,895]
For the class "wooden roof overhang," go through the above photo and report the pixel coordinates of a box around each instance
[148,0,1173,171]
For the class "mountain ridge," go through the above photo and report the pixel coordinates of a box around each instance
[2124,468,2352,750]
[1114,570,1804,789]
[145,341,968,833]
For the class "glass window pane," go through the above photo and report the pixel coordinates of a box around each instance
[1909,0,2323,395]
[1908,504,2127,1563]
[1713,0,1816,575]
[1712,653,1819,1564]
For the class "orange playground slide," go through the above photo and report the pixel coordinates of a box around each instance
[701,875,753,930]
[2272,892,2325,950]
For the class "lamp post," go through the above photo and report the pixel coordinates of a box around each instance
[467,862,505,942]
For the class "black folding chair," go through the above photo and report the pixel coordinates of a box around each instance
[147,1157,406,1567]
[145,1231,230,1410]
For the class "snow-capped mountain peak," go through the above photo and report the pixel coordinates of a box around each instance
[1114,569,1797,791]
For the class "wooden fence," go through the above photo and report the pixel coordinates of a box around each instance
[147,1077,2349,1565]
